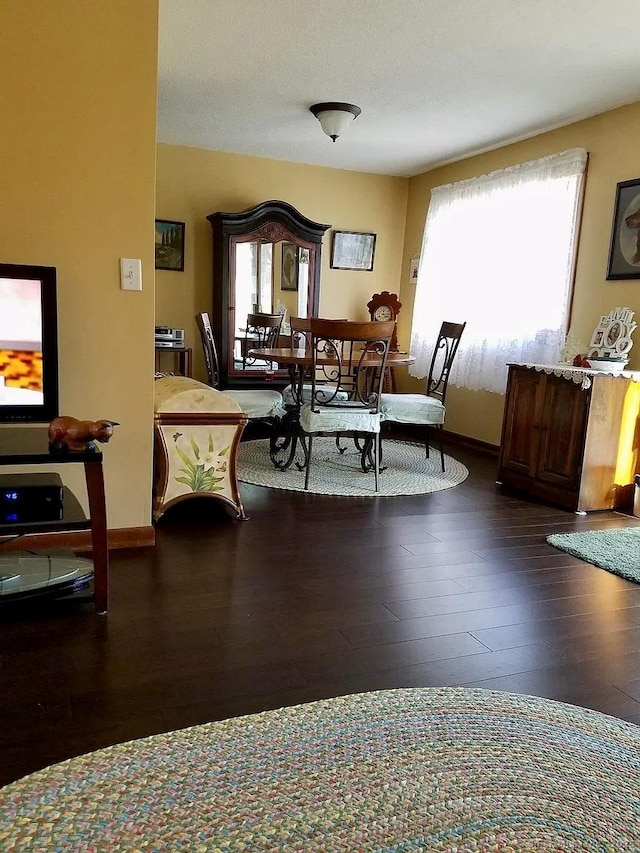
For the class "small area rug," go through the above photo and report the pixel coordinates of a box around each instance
[547,526,640,583]
[237,437,468,497]
[1,687,639,851]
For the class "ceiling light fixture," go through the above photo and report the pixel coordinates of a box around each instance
[309,102,361,142]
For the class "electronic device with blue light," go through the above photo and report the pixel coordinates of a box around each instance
[0,473,64,523]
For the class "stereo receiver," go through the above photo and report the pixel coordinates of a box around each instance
[0,473,64,523]
[155,326,185,347]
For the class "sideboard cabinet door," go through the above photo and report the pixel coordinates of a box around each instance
[499,365,546,477]
[536,373,589,492]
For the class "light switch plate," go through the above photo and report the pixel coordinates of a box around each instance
[120,258,142,291]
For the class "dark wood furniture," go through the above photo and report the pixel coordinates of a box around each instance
[248,348,416,372]
[249,346,415,471]
[0,427,109,612]
[155,345,192,377]
[380,320,465,472]
[368,291,403,392]
[207,200,330,389]
[300,319,396,491]
[194,312,285,428]
[367,291,402,352]
[497,363,640,512]
[241,312,283,370]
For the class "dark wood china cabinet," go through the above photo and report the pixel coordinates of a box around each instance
[207,200,330,388]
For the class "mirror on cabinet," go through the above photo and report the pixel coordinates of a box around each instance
[208,200,330,387]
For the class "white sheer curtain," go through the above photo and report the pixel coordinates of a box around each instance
[409,148,588,393]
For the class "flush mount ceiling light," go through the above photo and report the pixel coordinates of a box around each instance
[309,102,361,142]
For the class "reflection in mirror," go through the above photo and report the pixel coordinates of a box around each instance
[208,200,330,388]
[234,240,274,369]
[232,240,314,373]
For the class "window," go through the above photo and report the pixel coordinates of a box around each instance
[409,148,588,394]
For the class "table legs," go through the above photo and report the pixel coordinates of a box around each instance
[84,460,109,614]
[269,364,307,471]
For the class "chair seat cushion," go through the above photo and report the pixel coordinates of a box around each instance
[282,384,349,407]
[225,389,285,420]
[380,393,445,425]
[300,402,381,435]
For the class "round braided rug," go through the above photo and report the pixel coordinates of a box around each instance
[2,687,639,851]
[237,437,469,496]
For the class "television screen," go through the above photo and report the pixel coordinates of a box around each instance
[0,263,58,423]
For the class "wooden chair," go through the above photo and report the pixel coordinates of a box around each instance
[290,316,312,350]
[242,312,283,370]
[282,317,351,409]
[195,312,284,422]
[299,318,395,491]
[380,321,466,471]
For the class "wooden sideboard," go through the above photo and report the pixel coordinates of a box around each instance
[497,363,640,512]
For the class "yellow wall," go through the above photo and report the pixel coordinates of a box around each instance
[400,102,640,446]
[155,145,408,383]
[0,1,158,529]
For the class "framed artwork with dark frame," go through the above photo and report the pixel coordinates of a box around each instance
[330,230,376,271]
[281,243,299,291]
[155,219,185,271]
[606,178,640,280]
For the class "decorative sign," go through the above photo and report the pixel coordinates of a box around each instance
[409,256,419,284]
[588,307,636,360]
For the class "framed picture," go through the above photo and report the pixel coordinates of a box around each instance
[281,243,299,291]
[606,179,640,280]
[330,230,376,271]
[155,219,185,271]
[409,256,420,284]
[587,306,637,359]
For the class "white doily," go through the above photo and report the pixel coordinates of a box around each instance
[511,362,640,390]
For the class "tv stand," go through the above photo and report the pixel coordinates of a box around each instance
[0,427,109,612]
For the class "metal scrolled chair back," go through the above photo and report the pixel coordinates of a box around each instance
[243,312,283,368]
[427,321,467,403]
[309,319,395,413]
[246,312,282,347]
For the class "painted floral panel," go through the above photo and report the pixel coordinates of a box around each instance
[160,424,238,503]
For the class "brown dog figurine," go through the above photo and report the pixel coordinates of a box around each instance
[48,416,120,453]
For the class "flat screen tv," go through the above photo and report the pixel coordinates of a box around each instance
[0,263,59,423]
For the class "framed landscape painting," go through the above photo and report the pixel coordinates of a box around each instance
[155,220,185,271]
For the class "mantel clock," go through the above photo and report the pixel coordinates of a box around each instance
[367,291,402,351]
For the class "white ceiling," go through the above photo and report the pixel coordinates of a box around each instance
[157,0,640,177]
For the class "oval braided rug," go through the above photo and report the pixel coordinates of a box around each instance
[2,687,639,851]
[237,437,469,496]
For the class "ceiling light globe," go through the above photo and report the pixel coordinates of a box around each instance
[310,102,361,142]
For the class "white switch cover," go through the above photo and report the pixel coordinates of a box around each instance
[120,258,142,291]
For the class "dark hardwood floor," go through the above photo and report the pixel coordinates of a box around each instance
[2,440,640,787]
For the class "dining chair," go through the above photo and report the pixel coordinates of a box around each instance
[299,318,396,491]
[195,312,285,422]
[290,315,312,350]
[282,317,349,409]
[380,321,466,471]
[242,312,284,370]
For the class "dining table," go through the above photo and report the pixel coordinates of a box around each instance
[248,346,416,471]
